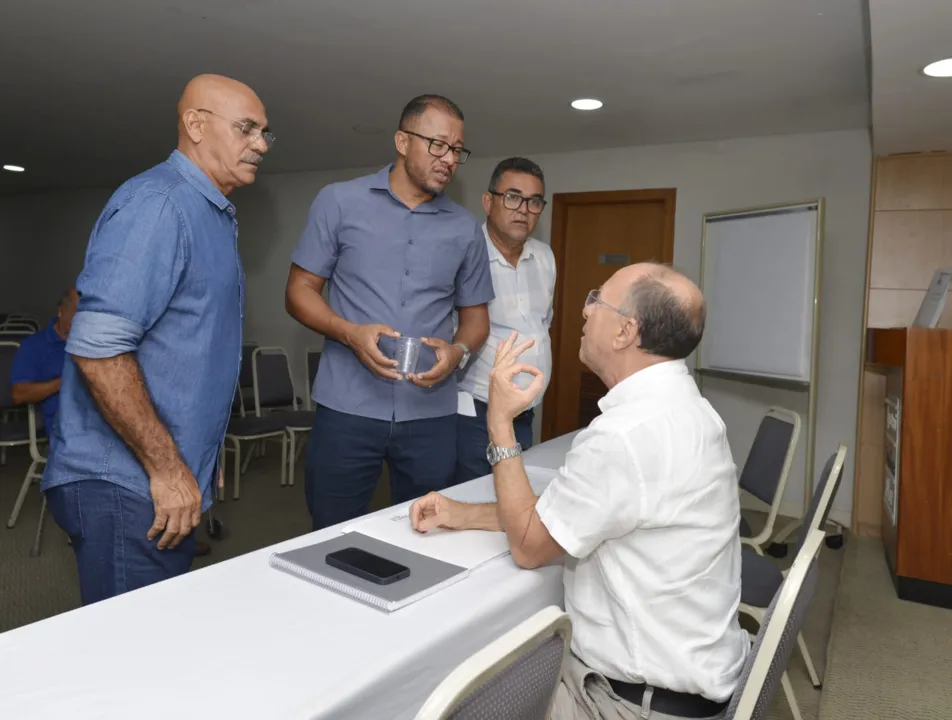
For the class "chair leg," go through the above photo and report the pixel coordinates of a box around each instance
[232,438,242,500]
[280,433,288,488]
[797,631,822,688]
[7,463,38,528]
[286,431,295,487]
[30,495,47,558]
[780,671,803,720]
[241,443,254,474]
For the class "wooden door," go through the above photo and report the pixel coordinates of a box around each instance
[542,189,676,441]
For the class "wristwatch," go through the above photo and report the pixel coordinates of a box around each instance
[453,342,471,370]
[486,441,523,466]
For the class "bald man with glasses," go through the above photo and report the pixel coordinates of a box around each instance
[454,157,556,485]
[43,73,270,605]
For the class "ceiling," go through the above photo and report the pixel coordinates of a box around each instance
[0,0,870,194]
[869,0,952,155]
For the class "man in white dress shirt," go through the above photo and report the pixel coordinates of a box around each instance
[411,262,748,719]
[455,157,556,485]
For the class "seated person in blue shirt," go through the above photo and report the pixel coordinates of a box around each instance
[10,288,79,439]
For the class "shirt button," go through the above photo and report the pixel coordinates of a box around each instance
[227,207,235,215]
[409,239,413,244]
[401,301,407,307]
[405,270,410,276]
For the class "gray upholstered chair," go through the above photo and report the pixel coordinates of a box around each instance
[727,528,825,720]
[739,444,848,719]
[737,407,800,552]
[415,606,572,720]
[252,347,315,485]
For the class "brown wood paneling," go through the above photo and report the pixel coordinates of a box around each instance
[875,155,952,211]
[869,210,952,289]
[896,329,952,585]
[578,371,608,428]
[866,327,907,367]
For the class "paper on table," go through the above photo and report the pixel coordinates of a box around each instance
[342,465,562,570]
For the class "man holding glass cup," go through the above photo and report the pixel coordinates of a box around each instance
[286,94,493,530]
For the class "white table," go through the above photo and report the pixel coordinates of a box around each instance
[0,431,580,720]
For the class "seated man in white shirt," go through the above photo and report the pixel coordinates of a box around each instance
[411,262,748,720]
[455,156,556,485]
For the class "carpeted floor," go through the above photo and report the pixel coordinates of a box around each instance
[4,445,947,720]
[818,536,952,719]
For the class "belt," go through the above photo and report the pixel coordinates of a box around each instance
[607,679,729,719]
[473,398,534,421]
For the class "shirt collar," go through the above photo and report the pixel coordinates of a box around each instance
[166,150,234,214]
[482,223,535,266]
[598,359,690,412]
[370,163,454,213]
[46,318,66,343]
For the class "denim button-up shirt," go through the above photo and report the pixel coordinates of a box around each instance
[291,165,495,422]
[42,150,244,511]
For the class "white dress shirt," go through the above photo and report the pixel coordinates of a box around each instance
[457,224,556,408]
[535,360,749,702]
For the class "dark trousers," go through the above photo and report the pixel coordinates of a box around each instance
[45,480,196,606]
[305,404,458,531]
[454,399,535,485]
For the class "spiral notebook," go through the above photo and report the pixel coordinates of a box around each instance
[269,531,469,613]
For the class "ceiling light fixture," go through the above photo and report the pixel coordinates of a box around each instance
[2,165,25,172]
[923,58,952,77]
[571,98,603,111]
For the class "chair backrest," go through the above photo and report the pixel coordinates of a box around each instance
[252,347,297,415]
[0,341,21,409]
[305,350,322,410]
[727,529,825,720]
[239,341,259,388]
[415,606,572,720]
[738,408,800,506]
[795,444,848,553]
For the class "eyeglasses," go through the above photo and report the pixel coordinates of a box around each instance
[585,289,631,317]
[489,191,547,215]
[401,130,471,164]
[198,109,275,149]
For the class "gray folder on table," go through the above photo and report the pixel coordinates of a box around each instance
[269,531,469,613]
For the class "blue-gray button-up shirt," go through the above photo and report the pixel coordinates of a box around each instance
[291,165,494,422]
[42,150,244,512]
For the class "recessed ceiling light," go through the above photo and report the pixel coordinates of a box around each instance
[923,58,952,77]
[571,98,603,111]
[2,165,24,172]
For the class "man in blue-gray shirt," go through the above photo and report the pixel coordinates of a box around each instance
[43,74,271,605]
[286,94,494,530]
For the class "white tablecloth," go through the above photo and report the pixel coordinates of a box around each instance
[0,431,580,720]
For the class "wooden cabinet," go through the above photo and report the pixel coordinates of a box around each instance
[866,327,952,608]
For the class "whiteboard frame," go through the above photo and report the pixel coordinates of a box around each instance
[695,198,826,528]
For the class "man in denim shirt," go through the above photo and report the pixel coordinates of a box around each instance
[42,74,271,605]
[286,95,494,530]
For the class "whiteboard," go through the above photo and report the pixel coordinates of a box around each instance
[697,202,821,384]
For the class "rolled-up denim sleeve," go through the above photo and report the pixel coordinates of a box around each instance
[68,192,187,360]
[290,185,341,278]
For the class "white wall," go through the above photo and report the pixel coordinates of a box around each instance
[0,127,871,524]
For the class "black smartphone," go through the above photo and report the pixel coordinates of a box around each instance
[325,547,411,585]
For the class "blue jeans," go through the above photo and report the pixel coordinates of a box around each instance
[454,399,535,485]
[305,405,458,530]
[45,480,196,606]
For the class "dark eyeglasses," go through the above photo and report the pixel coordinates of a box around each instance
[489,191,547,215]
[198,109,275,148]
[401,130,470,164]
